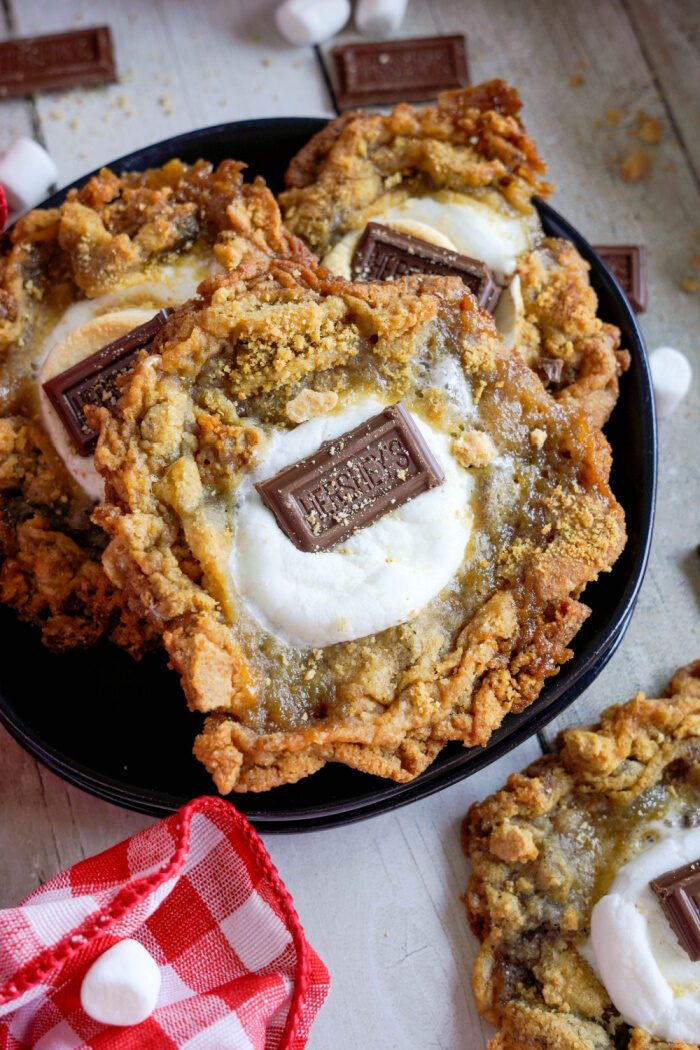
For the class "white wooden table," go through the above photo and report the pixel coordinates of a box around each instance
[1,2,698,1046]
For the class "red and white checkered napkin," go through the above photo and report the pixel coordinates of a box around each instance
[0,797,330,1049]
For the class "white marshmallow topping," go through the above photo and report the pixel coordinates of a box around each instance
[321,192,534,285]
[36,257,214,501]
[230,399,474,649]
[585,828,700,1043]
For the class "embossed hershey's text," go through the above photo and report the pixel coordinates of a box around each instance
[295,432,417,537]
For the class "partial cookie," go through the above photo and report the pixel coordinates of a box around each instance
[0,159,313,652]
[280,80,628,427]
[463,663,700,1050]
[93,252,625,793]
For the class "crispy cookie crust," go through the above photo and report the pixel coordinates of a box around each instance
[463,663,700,1050]
[280,81,628,425]
[94,254,625,793]
[0,160,313,652]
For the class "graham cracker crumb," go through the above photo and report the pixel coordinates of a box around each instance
[635,114,663,144]
[620,149,651,182]
[286,388,339,423]
[452,430,497,468]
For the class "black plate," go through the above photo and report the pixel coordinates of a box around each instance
[0,119,656,830]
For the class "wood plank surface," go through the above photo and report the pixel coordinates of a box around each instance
[268,737,543,1050]
[623,0,700,182]
[9,0,333,187]
[0,2,698,1047]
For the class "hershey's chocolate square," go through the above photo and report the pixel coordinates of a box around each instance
[329,35,469,111]
[42,309,170,456]
[651,857,700,961]
[0,27,116,99]
[351,222,501,312]
[593,244,647,312]
[256,402,444,553]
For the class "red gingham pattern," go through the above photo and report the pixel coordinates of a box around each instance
[0,185,6,231]
[0,797,329,1049]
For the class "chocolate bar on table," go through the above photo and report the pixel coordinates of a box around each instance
[650,857,700,961]
[352,222,501,312]
[329,35,468,111]
[0,27,116,100]
[593,244,647,313]
[256,402,444,553]
[42,310,170,456]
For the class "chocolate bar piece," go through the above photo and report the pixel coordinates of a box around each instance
[352,223,501,312]
[43,309,170,456]
[329,35,468,111]
[593,245,647,312]
[650,857,700,961]
[0,27,116,100]
[256,402,444,553]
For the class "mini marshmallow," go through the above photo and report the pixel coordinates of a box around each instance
[355,0,409,37]
[649,346,692,419]
[80,938,161,1027]
[275,0,351,45]
[0,138,58,215]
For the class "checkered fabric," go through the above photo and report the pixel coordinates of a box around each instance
[0,185,7,231]
[0,797,329,1049]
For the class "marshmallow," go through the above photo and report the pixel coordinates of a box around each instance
[649,346,692,419]
[275,0,351,45]
[230,398,474,648]
[585,828,700,1043]
[81,939,161,1027]
[493,274,525,351]
[355,0,409,37]
[0,138,58,215]
[321,193,534,285]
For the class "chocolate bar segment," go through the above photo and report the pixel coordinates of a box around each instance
[0,27,116,100]
[352,223,501,312]
[330,35,468,111]
[593,245,647,312]
[650,857,700,961]
[256,402,444,553]
[43,309,171,456]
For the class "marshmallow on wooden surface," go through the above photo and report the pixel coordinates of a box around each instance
[355,0,409,37]
[649,346,692,418]
[276,0,351,45]
[0,138,58,215]
[80,939,161,1027]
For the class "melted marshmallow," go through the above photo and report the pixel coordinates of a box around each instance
[493,274,525,351]
[230,399,474,649]
[39,309,157,501]
[321,191,534,284]
[584,828,700,1043]
[37,257,215,501]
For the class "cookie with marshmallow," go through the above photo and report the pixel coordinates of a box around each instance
[0,159,314,654]
[464,660,700,1049]
[281,81,628,429]
[93,248,624,795]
